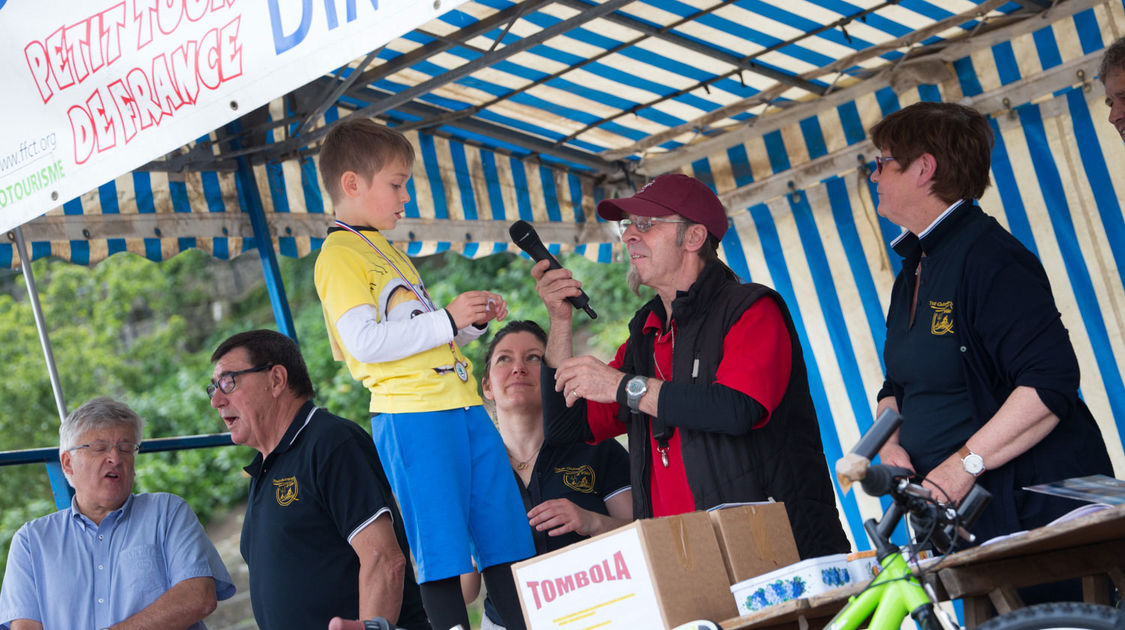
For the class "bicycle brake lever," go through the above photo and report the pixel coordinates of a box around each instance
[901,483,932,500]
[954,525,976,543]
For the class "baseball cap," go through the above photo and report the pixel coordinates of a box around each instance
[597,173,728,240]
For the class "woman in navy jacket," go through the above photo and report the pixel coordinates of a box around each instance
[868,101,1113,545]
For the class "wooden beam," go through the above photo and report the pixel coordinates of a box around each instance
[718,139,875,214]
[962,596,992,629]
[13,213,620,247]
[964,51,1102,117]
[986,585,1024,615]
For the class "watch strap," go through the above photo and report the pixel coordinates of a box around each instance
[957,444,975,461]
[616,374,633,410]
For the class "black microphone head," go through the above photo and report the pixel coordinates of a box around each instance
[508,220,552,263]
[508,220,535,246]
[508,220,592,316]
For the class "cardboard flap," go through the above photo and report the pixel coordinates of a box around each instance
[641,511,738,627]
[709,503,799,584]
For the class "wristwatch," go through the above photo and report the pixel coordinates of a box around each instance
[625,375,648,411]
[958,445,985,477]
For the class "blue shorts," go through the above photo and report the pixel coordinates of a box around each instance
[371,406,535,582]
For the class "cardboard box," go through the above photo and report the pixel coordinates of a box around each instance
[708,503,799,584]
[513,511,738,629]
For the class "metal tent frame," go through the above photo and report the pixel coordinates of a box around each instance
[3,0,1123,550]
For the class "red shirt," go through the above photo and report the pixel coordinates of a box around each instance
[585,296,792,517]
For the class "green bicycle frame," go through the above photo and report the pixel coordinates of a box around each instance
[825,551,937,630]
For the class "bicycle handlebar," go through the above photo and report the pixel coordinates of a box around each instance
[859,464,916,497]
[838,408,992,554]
[836,408,903,493]
[853,408,904,460]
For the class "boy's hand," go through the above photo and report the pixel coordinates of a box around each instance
[446,291,507,329]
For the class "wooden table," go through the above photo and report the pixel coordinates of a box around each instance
[716,504,1125,630]
[932,504,1125,628]
[718,581,864,630]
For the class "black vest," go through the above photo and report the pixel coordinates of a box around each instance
[618,261,849,559]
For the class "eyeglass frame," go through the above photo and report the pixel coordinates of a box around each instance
[874,155,896,174]
[207,364,273,399]
[67,440,141,457]
[618,215,690,234]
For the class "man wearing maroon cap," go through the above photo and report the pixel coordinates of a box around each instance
[531,173,848,560]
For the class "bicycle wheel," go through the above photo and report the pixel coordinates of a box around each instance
[977,602,1124,630]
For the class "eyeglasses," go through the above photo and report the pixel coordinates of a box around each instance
[874,156,896,174]
[618,216,689,234]
[68,440,140,457]
[207,364,272,399]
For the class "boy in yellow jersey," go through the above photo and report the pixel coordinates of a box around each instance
[314,119,534,630]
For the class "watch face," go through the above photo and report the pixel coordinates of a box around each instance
[963,453,985,475]
[627,377,646,395]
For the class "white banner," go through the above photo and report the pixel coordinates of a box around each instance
[0,0,468,234]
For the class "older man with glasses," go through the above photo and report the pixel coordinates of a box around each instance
[0,397,234,630]
[530,173,849,560]
[208,329,429,630]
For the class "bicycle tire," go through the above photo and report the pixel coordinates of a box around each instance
[977,602,1124,630]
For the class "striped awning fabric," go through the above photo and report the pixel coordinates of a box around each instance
[4,0,1123,548]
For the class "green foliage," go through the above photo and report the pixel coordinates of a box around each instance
[0,250,243,576]
[0,245,647,582]
[414,251,645,369]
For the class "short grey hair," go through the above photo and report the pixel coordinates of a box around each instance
[1100,37,1125,84]
[59,397,145,458]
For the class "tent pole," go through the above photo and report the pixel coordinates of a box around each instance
[230,148,299,343]
[12,226,74,509]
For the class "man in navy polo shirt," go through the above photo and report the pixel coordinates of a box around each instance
[209,330,429,630]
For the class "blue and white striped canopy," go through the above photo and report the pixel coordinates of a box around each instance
[5,0,1123,549]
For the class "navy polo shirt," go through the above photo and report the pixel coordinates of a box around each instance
[879,201,1114,541]
[240,401,429,630]
[485,439,631,625]
[885,201,978,476]
[519,439,631,555]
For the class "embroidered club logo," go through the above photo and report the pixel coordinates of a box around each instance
[929,300,954,336]
[556,465,596,493]
[273,476,299,506]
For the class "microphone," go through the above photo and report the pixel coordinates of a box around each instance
[509,220,598,319]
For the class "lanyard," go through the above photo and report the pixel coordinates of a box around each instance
[334,220,435,311]
[332,220,469,382]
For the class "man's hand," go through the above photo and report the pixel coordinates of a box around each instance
[328,619,364,630]
[446,291,507,329]
[532,260,583,323]
[554,356,624,407]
